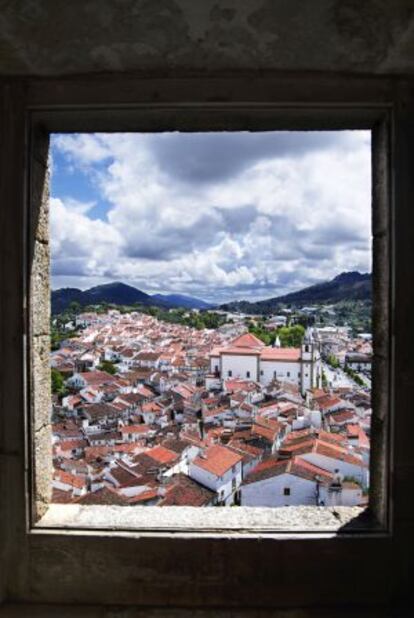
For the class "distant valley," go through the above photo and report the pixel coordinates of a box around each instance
[51,271,371,316]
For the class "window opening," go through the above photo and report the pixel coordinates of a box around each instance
[42,130,372,517]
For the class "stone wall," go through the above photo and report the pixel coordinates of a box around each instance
[1,1,414,614]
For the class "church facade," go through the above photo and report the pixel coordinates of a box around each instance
[209,332,322,394]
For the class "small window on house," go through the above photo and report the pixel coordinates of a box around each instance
[246,371,250,378]
[228,370,232,377]
[283,487,291,496]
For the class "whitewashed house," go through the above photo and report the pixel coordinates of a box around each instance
[240,456,362,507]
[297,440,369,489]
[189,445,243,505]
[119,424,154,443]
[52,470,88,497]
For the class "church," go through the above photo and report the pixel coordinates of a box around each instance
[209,331,322,395]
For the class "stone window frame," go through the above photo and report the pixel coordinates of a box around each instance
[2,74,407,608]
[29,101,389,534]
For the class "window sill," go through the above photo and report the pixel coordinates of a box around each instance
[34,504,375,537]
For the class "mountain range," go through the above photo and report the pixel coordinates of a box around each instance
[51,271,371,315]
[219,271,372,314]
[51,282,213,314]
[152,293,213,310]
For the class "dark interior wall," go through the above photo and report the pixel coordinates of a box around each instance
[1,1,414,615]
[0,0,414,76]
[1,72,413,617]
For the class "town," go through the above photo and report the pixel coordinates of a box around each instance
[51,306,372,508]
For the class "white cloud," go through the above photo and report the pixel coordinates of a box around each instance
[53,134,112,166]
[50,131,371,302]
[50,197,122,278]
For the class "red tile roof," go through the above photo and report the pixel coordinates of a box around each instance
[159,474,214,506]
[260,347,301,361]
[84,446,112,461]
[243,456,333,485]
[192,445,243,477]
[313,441,365,466]
[230,333,266,348]
[146,445,179,465]
[317,396,343,410]
[119,424,152,434]
[252,417,283,442]
[109,463,141,486]
[59,439,88,451]
[51,488,76,503]
[53,470,86,490]
[78,370,118,385]
[142,401,163,414]
[327,410,356,424]
[128,488,159,504]
[284,428,313,443]
[317,430,347,445]
[224,379,258,392]
[75,487,130,506]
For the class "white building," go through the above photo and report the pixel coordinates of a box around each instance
[240,456,363,507]
[345,352,372,373]
[209,332,321,394]
[189,445,243,505]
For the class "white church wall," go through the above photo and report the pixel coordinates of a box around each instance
[221,354,258,381]
[260,360,301,386]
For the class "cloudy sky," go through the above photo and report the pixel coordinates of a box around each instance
[50,130,371,304]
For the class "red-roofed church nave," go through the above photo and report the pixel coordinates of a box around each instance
[209,328,322,394]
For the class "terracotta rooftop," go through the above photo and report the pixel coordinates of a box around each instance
[159,474,214,506]
[75,486,130,506]
[192,445,243,477]
[77,370,118,385]
[211,343,301,361]
[146,445,179,465]
[128,488,160,504]
[119,424,152,434]
[53,470,87,490]
[230,333,266,348]
[260,347,301,361]
[243,456,333,485]
[51,488,76,504]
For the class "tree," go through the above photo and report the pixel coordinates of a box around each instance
[247,323,272,345]
[51,368,66,395]
[97,360,117,375]
[277,324,305,347]
[69,300,81,315]
[327,354,340,368]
